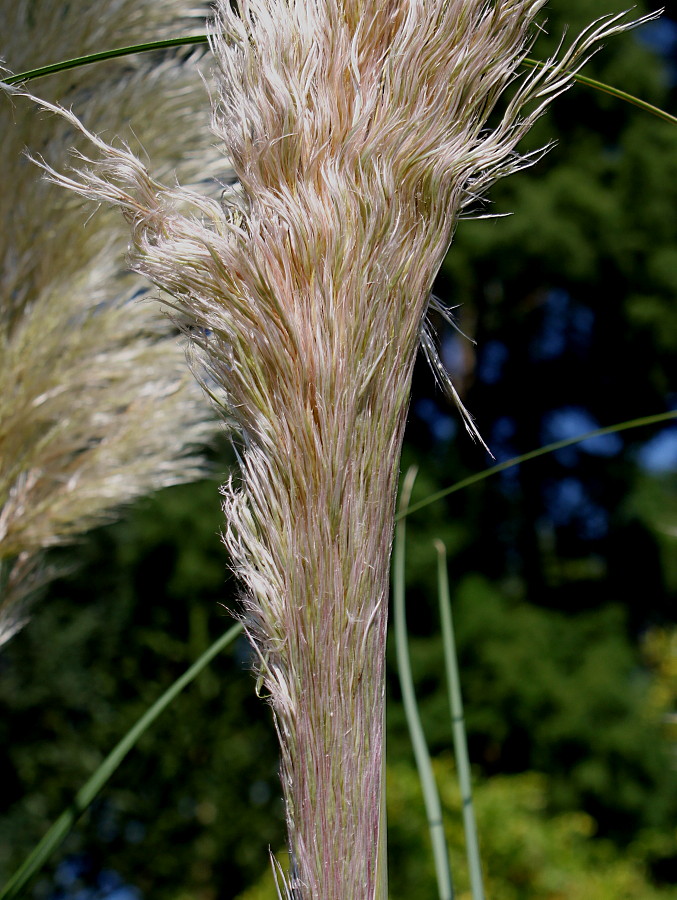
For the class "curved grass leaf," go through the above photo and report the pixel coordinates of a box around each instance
[435,540,484,900]
[3,41,676,128]
[522,57,677,126]
[3,36,209,85]
[399,410,677,520]
[0,620,244,900]
[394,467,455,900]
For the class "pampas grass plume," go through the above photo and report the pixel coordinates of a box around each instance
[0,0,224,644]
[20,1,659,895]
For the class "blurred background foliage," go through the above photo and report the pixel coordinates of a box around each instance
[2,0,677,897]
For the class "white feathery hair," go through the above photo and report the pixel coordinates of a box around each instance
[19,0,658,895]
[0,0,224,645]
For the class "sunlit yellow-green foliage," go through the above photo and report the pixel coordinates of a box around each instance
[391,757,675,900]
[235,755,675,900]
[643,625,677,748]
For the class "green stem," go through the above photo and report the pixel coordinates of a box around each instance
[394,467,454,900]
[0,620,243,900]
[435,541,484,900]
[399,410,677,520]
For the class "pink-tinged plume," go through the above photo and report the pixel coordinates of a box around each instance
[26,1,656,895]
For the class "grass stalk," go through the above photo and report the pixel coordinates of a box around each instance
[394,467,454,900]
[0,621,243,900]
[435,540,484,900]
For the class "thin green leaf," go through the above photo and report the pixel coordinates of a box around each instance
[3,43,676,128]
[3,36,209,86]
[399,410,677,520]
[394,467,455,900]
[435,540,484,900]
[523,57,677,127]
[0,620,244,900]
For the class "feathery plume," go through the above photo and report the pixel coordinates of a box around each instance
[0,0,223,644]
[26,1,658,895]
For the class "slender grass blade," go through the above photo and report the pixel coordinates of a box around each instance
[435,540,484,900]
[394,467,454,900]
[0,621,243,900]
